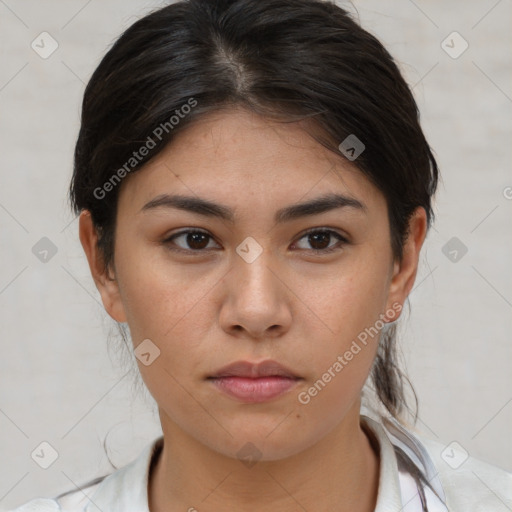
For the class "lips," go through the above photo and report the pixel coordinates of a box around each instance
[207,360,302,403]
[208,359,300,379]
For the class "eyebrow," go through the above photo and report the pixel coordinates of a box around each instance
[140,192,367,224]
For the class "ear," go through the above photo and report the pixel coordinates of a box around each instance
[384,207,428,322]
[78,210,127,323]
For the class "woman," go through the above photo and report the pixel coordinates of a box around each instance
[11,0,511,510]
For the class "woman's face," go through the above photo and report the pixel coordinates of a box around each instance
[81,107,425,462]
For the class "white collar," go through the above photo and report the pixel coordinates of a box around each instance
[361,413,448,511]
[83,436,162,512]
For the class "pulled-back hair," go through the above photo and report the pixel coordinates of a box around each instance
[68,1,440,508]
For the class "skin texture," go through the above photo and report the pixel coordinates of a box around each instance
[79,107,427,512]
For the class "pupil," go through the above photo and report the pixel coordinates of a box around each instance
[188,232,208,249]
[310,232,329,250]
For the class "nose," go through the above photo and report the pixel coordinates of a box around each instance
[218,246,292,341]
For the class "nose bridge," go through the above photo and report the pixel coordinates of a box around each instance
[221,234,291,337]
[233,235,278,301]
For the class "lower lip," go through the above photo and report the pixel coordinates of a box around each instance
[209,376,300,403]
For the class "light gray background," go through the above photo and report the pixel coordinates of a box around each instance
[1,0,511,509]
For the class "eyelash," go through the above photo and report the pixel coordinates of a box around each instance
[162,228,349,255]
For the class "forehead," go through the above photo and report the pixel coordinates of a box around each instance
[117,107,386,217]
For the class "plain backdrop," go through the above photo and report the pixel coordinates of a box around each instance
[1,0,511,509]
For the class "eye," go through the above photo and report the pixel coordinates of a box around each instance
[163,229,219,253]
[292,228,348,254]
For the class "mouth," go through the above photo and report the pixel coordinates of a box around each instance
[207,360,302,403]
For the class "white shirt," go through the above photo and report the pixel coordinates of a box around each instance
[10,411,512,511]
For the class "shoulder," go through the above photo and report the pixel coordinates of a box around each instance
[416,432,512,511]
[7,498,61,512]
[8,436,162,512]
[372,411,512,511]
[8,477,104,512]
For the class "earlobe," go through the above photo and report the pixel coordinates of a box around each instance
[384,207,428,322]
[78,210,127,323]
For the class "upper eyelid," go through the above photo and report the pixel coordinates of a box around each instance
[165,226,348,239]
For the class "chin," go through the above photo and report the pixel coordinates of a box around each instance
[201,422,322,464]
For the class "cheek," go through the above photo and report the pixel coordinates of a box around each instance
[115,243,209,341]
[293,281,383,434]
[114,245,221,387]
[294,258,389,398]
[303,291,381,405]
[302,256,390,347]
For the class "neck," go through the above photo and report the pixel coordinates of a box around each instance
[149,403,379,512]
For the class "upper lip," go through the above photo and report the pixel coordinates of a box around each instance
[209,360,300,379]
